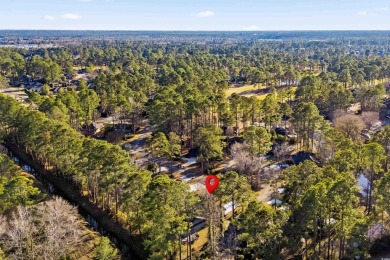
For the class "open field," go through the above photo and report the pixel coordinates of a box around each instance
[226,84,297,101]
[225,84,266,97]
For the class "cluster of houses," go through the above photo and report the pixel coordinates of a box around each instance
[15,69,95,94]
[22,78,79,94]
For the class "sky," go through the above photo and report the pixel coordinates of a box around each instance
[0,0,389,31]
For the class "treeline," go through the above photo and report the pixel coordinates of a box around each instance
[2,40,390,144]
[2,39,389,129]
[2,38,390,88]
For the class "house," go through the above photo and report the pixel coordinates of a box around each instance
[180,217,206,243]
[223,201,239,215]
[25,82,43,93]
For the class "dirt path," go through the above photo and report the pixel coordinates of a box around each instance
[257,184,273,203]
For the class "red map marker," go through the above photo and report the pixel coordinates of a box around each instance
[205,175,219,194]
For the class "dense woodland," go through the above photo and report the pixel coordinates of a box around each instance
[1,32,390,259]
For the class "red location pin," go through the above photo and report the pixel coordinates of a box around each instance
[205,175,219,194]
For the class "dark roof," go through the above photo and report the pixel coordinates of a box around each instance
[180,217,206,239]
[25,82,43,92]
[291,151,316,165]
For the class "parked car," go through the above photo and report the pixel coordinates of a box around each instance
[361,131,371,139]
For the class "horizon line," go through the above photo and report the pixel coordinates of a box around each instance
[1,29,390,32]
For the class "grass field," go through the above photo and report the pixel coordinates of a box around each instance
[225,84,268,101]
[225,84,266,97]
[225,84,297,101]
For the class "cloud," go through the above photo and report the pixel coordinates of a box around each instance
[62,13,81,20]
[356,11,367,16]
[244,25,261,31]
[196,11,215,17]
[375,7,388,11]
[44,15,55,21]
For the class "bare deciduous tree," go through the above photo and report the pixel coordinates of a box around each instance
[0,197,84,260]
[1,207,37,260]
[273,142,290,164]
[334,114,365,141]
[37,197,85,259]
[361,111,379,131]
[0,216,7,236]
[332,109,346,121]
[230,142,265,189]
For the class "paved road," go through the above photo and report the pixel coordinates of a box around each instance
[123,124,152,156]
[127,125,152,149]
